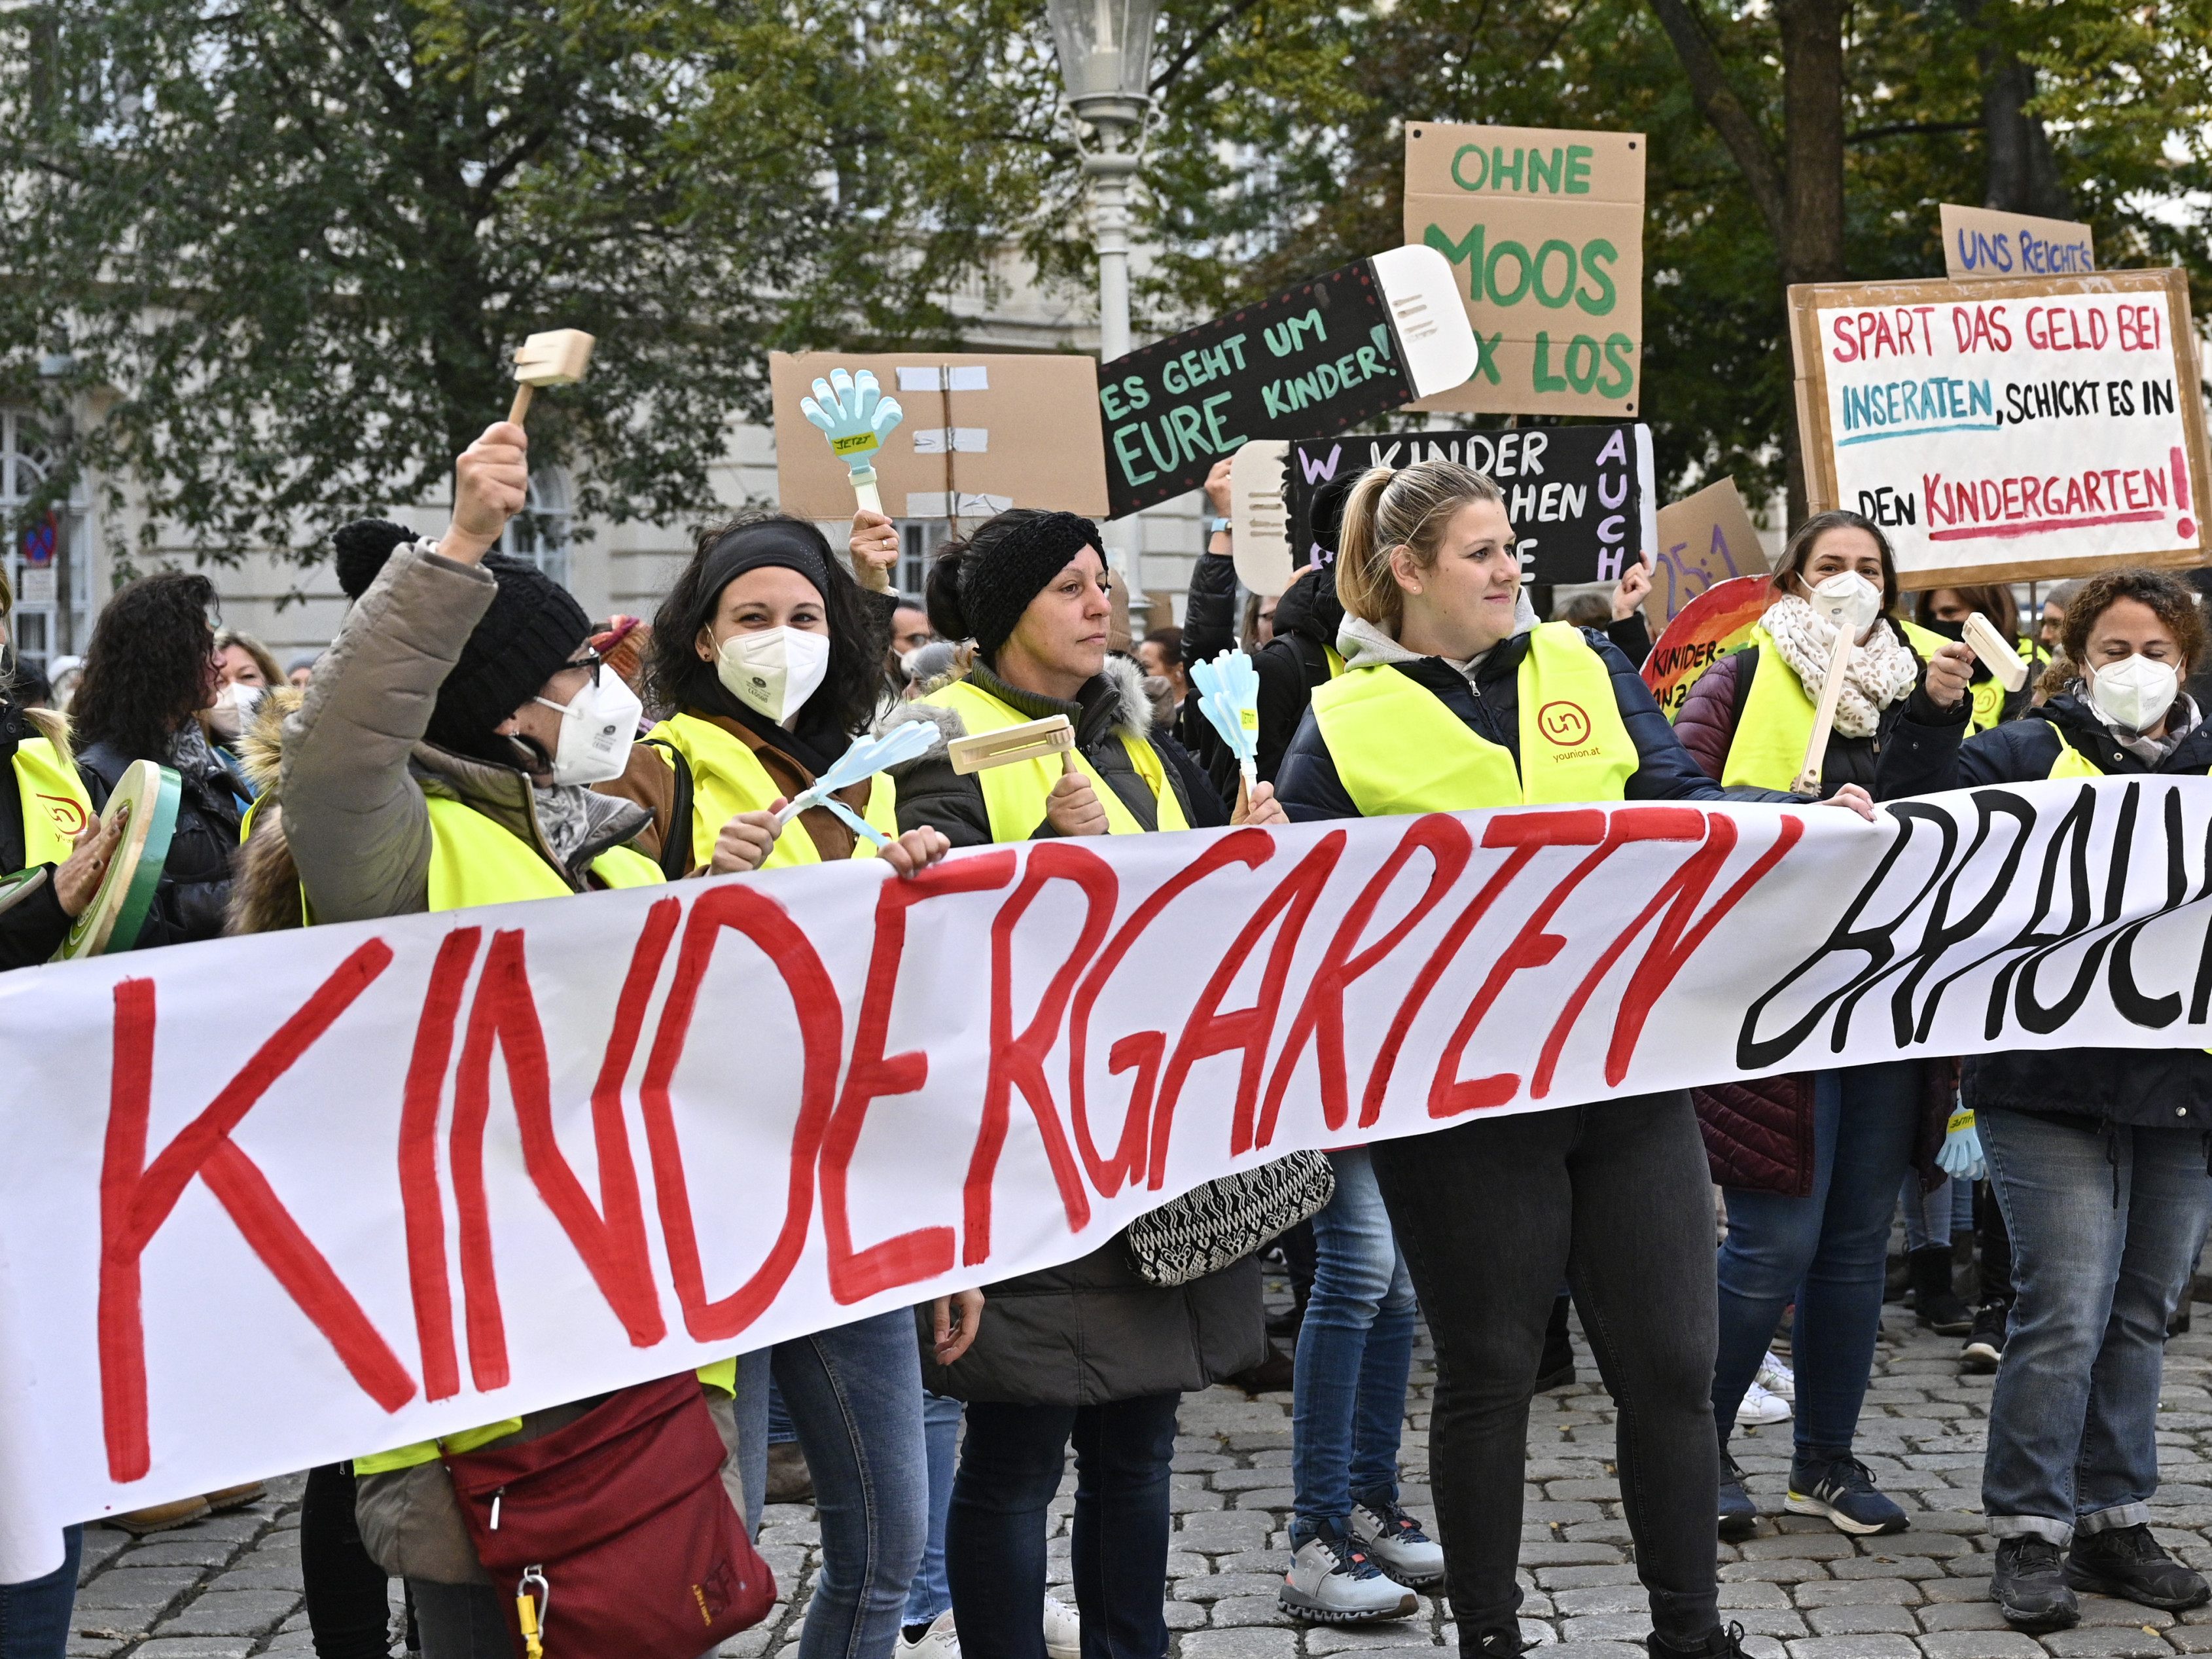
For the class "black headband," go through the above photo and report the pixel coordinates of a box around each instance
[959,511,1105,658]
[698,521,836,611]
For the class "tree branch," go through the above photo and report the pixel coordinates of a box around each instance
[1151,0,1266,98]
[1846,118,1979,144]
[1644,0,1788,243]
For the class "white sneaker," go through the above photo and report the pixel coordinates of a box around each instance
[1735,1380,1792,1426]
[1755,1350,1796,1402]
[1043,1595,1080,1659]
[1348,1497,1446,1588]
[897,1612,961,1659]
[1277,1525,1418,1622]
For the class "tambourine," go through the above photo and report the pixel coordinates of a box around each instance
[0,865,49,919]
[56,759,181,959]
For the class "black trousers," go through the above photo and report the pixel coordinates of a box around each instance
[301,1463,396,1659]
[1371,1090,1721,1651]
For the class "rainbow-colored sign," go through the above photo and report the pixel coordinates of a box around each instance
[1641,574,1769,719]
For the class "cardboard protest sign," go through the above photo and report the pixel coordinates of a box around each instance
[1643,476,1768,630]
[772,353,1109,524]
[1280,423,1655,588]
[8,779,2212,1578]
[1404,122,1645,418]
[1940,204,2095,281]
[1639,573,1768,719]
[1788,267,2211,587]
[1099,245,1480,518]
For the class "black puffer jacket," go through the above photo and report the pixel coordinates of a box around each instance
[1877,688,2212,1130]
[78,732,245,949]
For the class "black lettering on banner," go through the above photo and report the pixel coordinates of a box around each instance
[2107,789,2190,1029]
[1988,783,2121,1036]
[1889,791,2036,1043]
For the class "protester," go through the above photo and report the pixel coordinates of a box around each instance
[1243,587,1279,647]
[607,510,968,1659]
[2038,578,2082,654]
[1913,584,2033,730]
[1668,510,1955,1539]
[69,573,250,955]
[618,513,939,874]
[215,628,284,689]
[895,507,1278,1659]
[286,654,317,689]
[892,596,935,658]
[226,422,754,1659]
[1878,567,2212,1632]
[1275,459,1871,1659]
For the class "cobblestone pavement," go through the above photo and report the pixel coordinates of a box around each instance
[62,1293,2212,1659]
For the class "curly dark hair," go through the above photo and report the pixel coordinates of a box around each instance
[647,512,884,740]
[72,571,218,761]
[2056,567,2207,679]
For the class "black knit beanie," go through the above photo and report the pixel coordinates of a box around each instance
[332,518,590,766]
[937,510,1103,659]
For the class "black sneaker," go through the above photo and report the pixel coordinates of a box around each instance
[1785,1452,1906,1535]
[2065,1522,2211,1611]
[1962,1302,2007,1372]
[1718,1448,1757,1541]
[1647,1621,1751,1659]
[1992,1536,2079,1630]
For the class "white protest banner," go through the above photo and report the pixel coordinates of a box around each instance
[8,778,2212,1577]
[1788,268,2211,588]
[1940,204,2096,281]
[1404,122,1645,418]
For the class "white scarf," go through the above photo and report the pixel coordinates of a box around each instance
[1762,597,1920,740]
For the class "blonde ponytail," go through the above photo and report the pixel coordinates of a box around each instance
[1330,459,1505,634]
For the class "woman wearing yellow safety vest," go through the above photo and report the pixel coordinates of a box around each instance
[234,422,745,1659]
[0,569,121,1654]
[1878,567,2212,1633]
[893,508,1280,1659]
[1914,584,2040,733]
[606,512,970,1659]
[1669,510,1957,1543]
[616,514,943,878]
[1274,460,1872,1659]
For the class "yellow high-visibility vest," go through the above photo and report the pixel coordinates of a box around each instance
[1309,622,1636,815]
[11,738,92,868]
[923,679,1189,840]
[647,712,895,871]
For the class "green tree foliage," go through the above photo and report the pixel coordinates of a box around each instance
[0,0,1051,559]
[1113,0,2212,509]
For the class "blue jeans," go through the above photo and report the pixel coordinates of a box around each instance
[1292,1149,1417,1534]
[1713,1061,1922,1456]
[948,1393,1180,1659]
[736,1310,930,1659]
[1900,1171,1974,1252]
[1980,1106,2212,1543]
[904,1392,963,1628]
[0,1528,80,1659]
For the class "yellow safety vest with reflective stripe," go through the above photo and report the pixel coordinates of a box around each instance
[1721,618,1934,792]
[354,791,730,1475]
[11,738,92,868]
[2044,734,2212,782]
[924,679,1190,840]
[647,712,896,871]
[1309,622,1637,816]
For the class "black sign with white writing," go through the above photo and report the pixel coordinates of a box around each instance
[1101,262,1414,518]
[1281,423,1653,587]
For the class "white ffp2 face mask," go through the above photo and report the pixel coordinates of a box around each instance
[205,681,264,743]
[2087,652,2181,736]
[1809,570,1883,640]
[532,673,643,786]
[717,626,831,724]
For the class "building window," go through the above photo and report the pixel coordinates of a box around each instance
[897,520,948,599]
[1,410,89,679]
[501,468,573,590]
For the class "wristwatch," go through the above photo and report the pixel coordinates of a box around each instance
[1205,516,1232,535]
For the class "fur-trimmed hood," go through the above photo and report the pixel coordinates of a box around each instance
[885,654,1154,753]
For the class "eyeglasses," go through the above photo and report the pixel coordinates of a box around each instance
[561,649,605,685]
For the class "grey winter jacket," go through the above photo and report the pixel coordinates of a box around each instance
[277,538,646,924]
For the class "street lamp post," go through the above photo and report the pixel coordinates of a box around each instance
[1046,0,1160,608]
